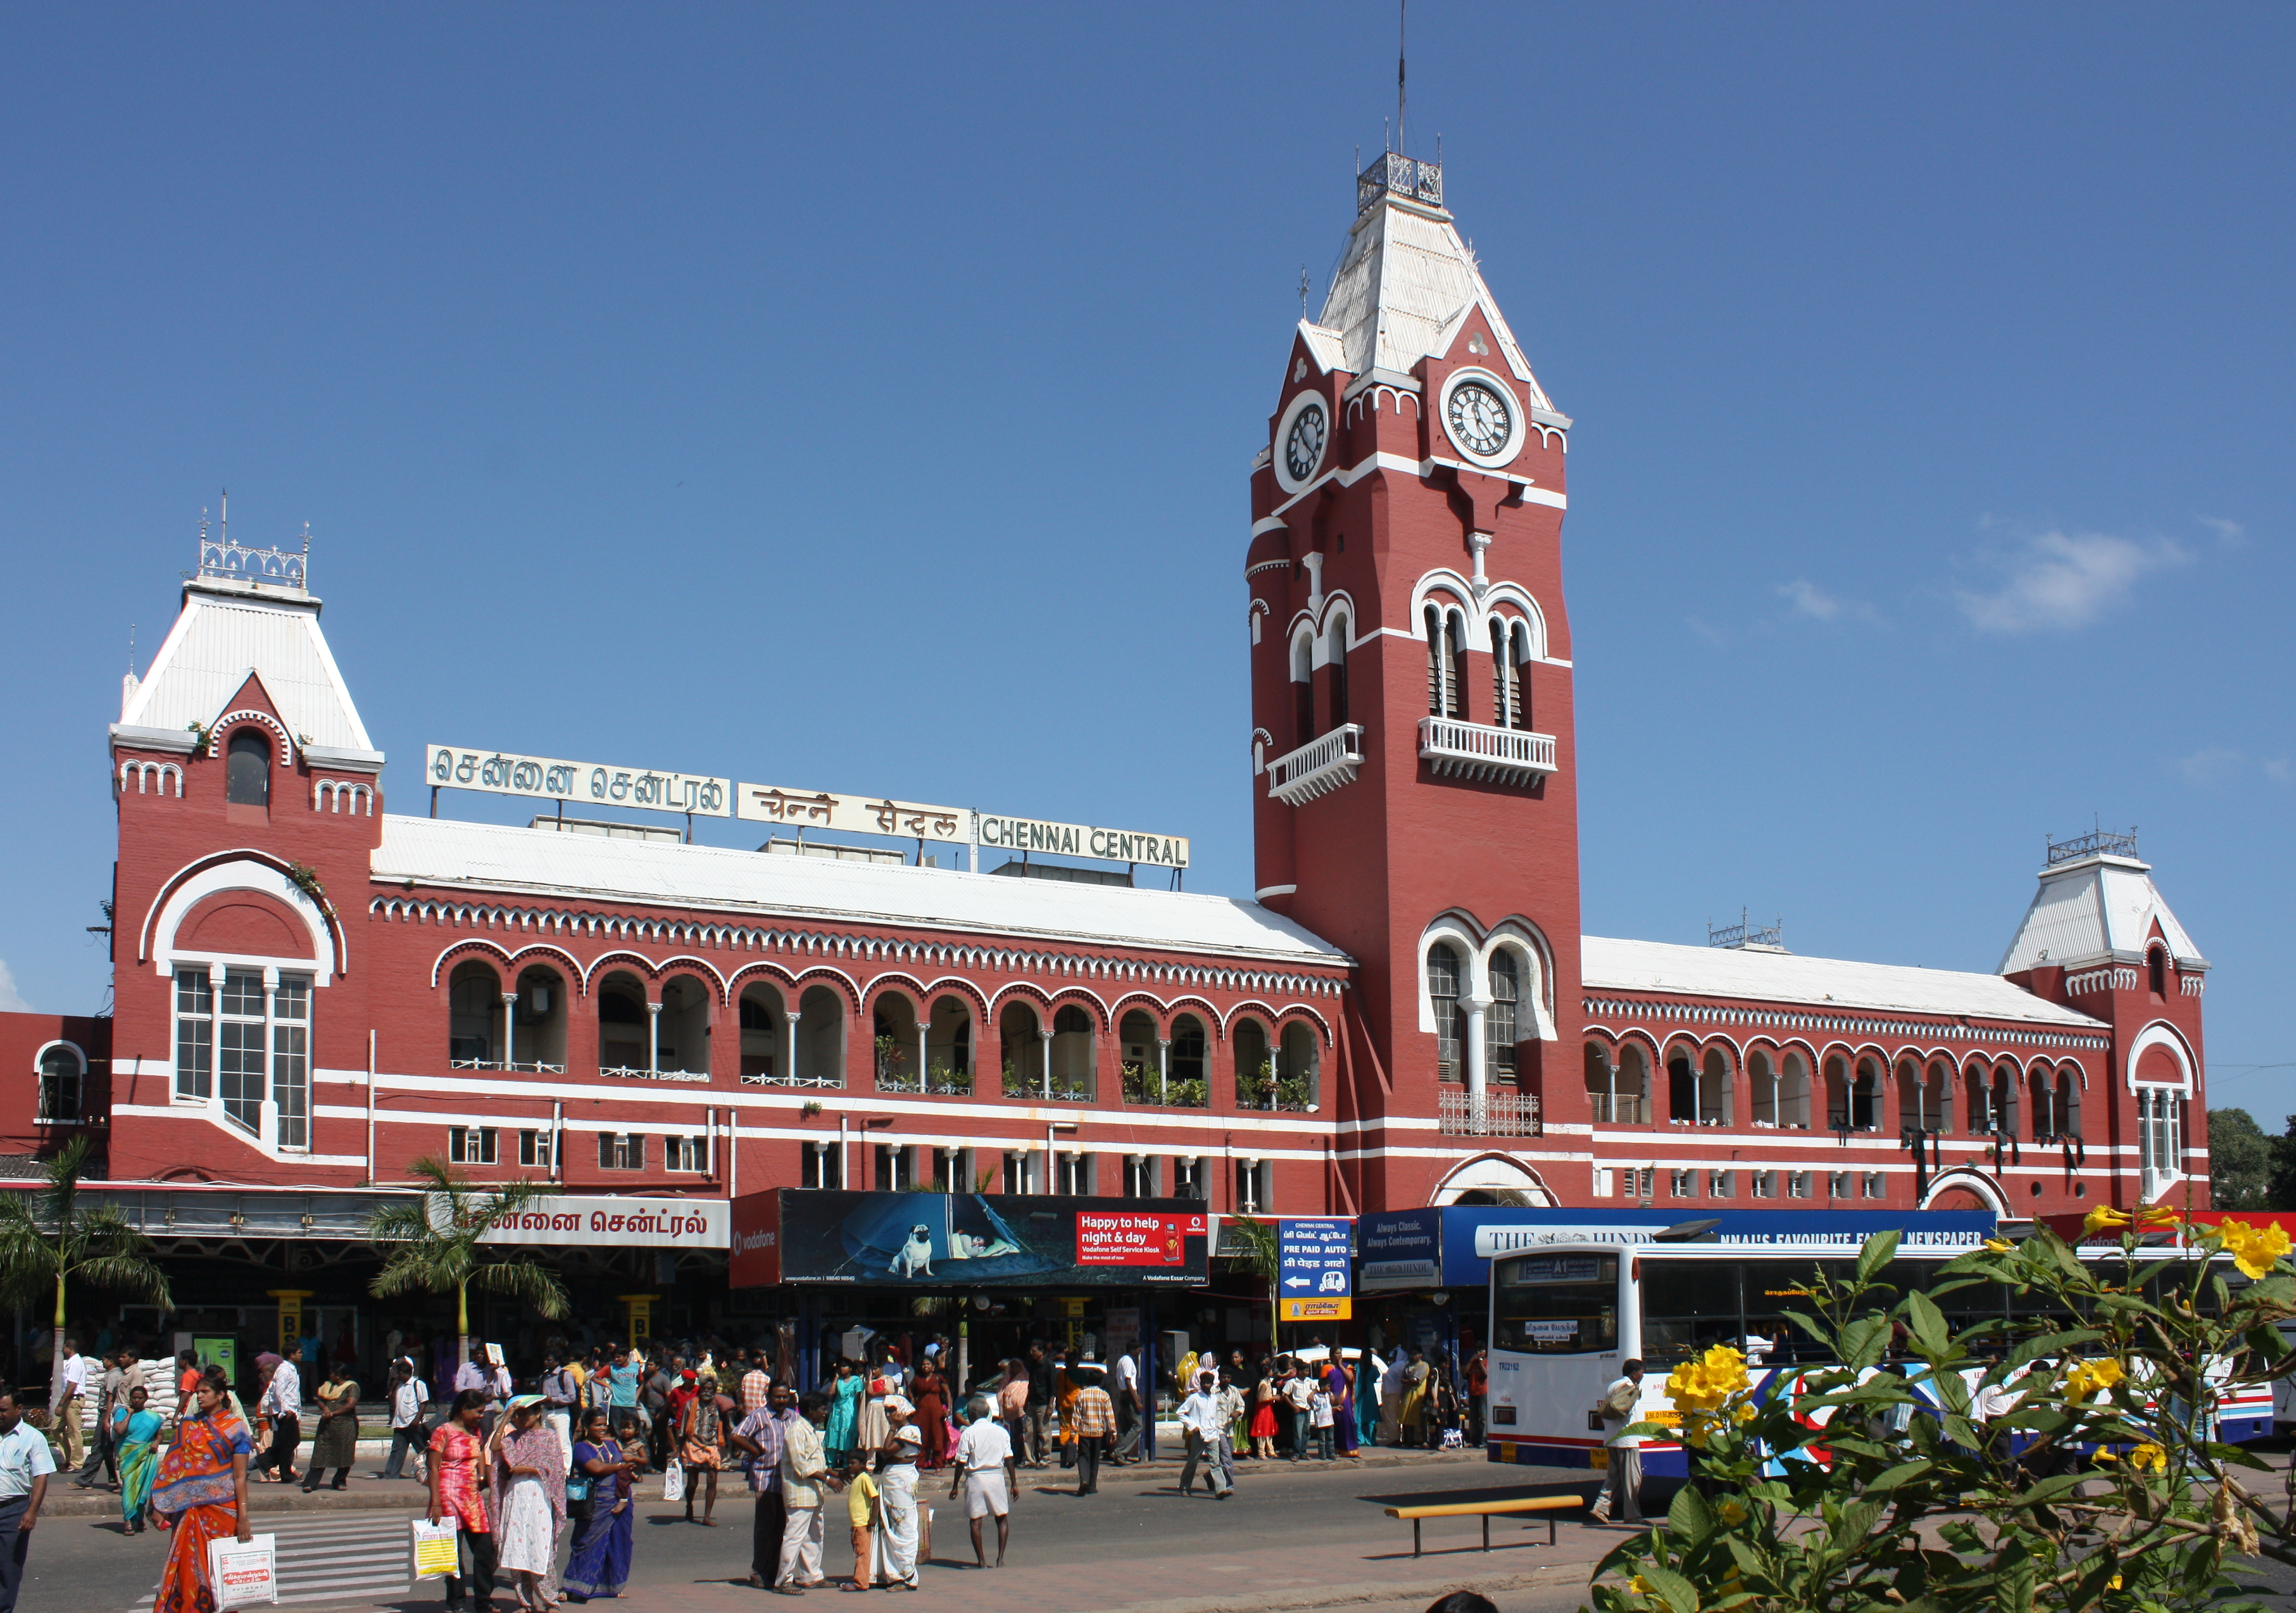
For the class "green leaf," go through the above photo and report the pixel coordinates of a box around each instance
[1866,1458,1935,1491]
[1840,1315,1891,1371]
[1856,1229,1902,1283]
[1942,1414,1982,1449]
[1903,1290,1950,1357]
[1667,1482,1714,1545]
[1638,1563,1702,1613]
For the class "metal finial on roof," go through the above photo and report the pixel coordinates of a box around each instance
[1396,0,1407,157]
[1298,266,1311,317]
[1708,907,1785,951]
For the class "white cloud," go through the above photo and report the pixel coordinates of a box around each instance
[1955,529,2187,634]
[2179,746,2244,786]
[0,962,29,1015]
[2195,514,2246,548]
[1777,578,1875,624]
[1779,579,1841,620]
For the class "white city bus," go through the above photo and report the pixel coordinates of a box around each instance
[1483,1239,2277,1478]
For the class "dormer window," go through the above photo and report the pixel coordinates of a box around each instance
[225,730,270,805]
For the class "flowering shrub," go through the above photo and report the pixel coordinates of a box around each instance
[1589,1214,2296,1613]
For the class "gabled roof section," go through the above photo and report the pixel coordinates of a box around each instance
[1316,192,1555,410]
[116,579,375,755]
[1996,854,2208,976]
[372,816,1352,967]
[1583,936,2104,1031]
[1296,320,1347,375]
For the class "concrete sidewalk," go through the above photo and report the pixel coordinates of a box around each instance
[35,1443,1494,1519]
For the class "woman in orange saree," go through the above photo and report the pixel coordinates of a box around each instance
[151,1367,254,1613]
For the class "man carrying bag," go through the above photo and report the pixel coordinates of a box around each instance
[1590,1359,1646,1525]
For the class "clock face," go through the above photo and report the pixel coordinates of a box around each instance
[1284,401,1327,482]
[1446,382,1513,459]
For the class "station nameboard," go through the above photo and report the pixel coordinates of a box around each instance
[977,812,1189,869]
[735,784,970,845]
[426,744,731,817]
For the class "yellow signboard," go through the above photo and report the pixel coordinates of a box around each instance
[1279,1297,1352,1321]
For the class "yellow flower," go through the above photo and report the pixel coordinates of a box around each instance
[1629,1576,1653,1597]
[1734,1401,1756,1424]
[1717,1498,1749,1526]
[2063,1357,2127,1402]
[2107,1574,2123,1590]
[2216,1219,2293,1280]
[2084,1205,2131,1237]
[1984,1238,2014,1253]
[2128,1443,2167,1474]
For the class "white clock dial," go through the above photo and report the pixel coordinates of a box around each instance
[1284,402,1327,483]
[1446,382,1512,459]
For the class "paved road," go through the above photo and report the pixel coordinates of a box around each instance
[23,1452,1600,1612]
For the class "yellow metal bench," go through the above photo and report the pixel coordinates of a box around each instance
[1382,1494,1586,1557]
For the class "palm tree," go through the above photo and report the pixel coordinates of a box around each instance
[0,1135,172,1421]
[365,1156,569,1369]
[1224,1214,1282,1357]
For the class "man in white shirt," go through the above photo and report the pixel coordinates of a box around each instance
[383,1360,430,1482]
[1176,1371,1231,1498]
[776,1391,839,1593]
[0,1389,56,1612]
[1112,1346,1144,1464]
[1282,1360,1317,1461]
[51,1342,86,1476]
[1591,1359,1646,1525]
[946,1397,1015,1566]
[258,1348,304,1484]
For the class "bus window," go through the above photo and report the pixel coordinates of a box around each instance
[1640,1259,1742,1364]
[1742,1264,1845,1365]
[1493,1253,1620,1354]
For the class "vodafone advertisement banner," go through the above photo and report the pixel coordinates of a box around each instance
[1076,1210,1207,1267]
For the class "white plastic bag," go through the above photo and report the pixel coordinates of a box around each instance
[410,1519,458,1580]
[661,1455,686,1503]
[208,1533,279,1609]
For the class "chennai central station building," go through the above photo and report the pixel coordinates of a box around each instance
[0,151,2211,1357]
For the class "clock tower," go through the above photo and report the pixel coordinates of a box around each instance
[1246,152,1584,1210]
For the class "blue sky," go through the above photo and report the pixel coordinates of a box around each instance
[3,4,2290,1119]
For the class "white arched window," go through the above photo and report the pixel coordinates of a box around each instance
[1327,613,1350,730]
[1291,628,1316,749]
[36,1045,84,1125]
[1486,950,1519,1084]
[1426,943,1463,1079]
[1424,604,1465,718]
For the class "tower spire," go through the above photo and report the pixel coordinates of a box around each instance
[1396,0,1407,156]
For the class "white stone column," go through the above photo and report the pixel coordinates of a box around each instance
[917,1018,929,1091]
[1303,551,1325,613]
[1462,995,1492,1101]
[206,962,227,1119]
[502,991,519,1070]
[258,965,281,1149]
[647,1001,662,1074]
[1039,1029,1052,1101]
[784,1008,800,1086]
[1157,1037,1170,1105]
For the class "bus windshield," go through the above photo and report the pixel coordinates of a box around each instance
[1493,1253,1619,1354]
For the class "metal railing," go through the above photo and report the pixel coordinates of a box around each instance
[2047,826,2139,865]
[449,1058,568,1075]
[1358,151,1444,215]
[1417,717,1556,787]
[1438,1088,1540,1137]
[197,537,307,592]
[740,1072,844,1088]
[1586,1093,1647,1124]
[599,1064,710,1084]
[1267,724,1365,806]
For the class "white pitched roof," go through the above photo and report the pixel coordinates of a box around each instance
[1315,195,1555,408]
[116,580,375,753]
[1581,936,2103,1031]
[372,815,1351,967]
[1995,854,2207,974]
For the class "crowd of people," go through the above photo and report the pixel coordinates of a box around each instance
[0,1325,1495,1612]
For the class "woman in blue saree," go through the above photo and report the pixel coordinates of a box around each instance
[113,1385,165,1532]
[563,1409,640,1601]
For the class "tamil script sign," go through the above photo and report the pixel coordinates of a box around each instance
[735,784,970,845]
[426,744,731,818]
[976,812,1190,869]
[471,1194,729,1250]
[1277,1216,1354,1320]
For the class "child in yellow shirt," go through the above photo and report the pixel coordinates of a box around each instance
[845,1457,881,1590]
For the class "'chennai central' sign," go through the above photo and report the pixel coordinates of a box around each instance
[977,812,1189,869]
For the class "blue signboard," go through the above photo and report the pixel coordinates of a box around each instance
[1357,1207,1998,1293]
[1277,1217,1355,1319]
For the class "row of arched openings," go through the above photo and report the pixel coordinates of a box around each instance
[1582,1041,2087,1141]
[1424,603,1535,731]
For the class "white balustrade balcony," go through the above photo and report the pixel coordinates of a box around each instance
[1439,1087,1541,1137]
[1267,723,1365,806]
[1417,717,1557,788]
